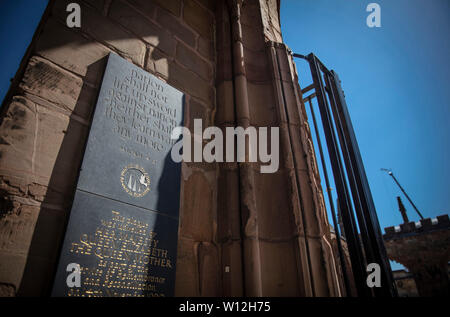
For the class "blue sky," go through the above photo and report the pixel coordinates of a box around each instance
[281,1,450,270]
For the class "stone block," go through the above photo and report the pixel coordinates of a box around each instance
[0,97,36,180]
[216,48,233,82]
[0,252,26,294]
[217,169,240,241]
[253,171,294,240]
[198,36,214,61]
[179,172,214,241]
[198,242,220,296]
[384,226,396,237]
[259,240,301,296]
[247,82,276,126]
[156,7,196,48]
[215,81,234,125]
[24,207,67,261]
[169,62,214,104]
[145,47,171,79]
[244,48,270,83]
[186,98,211,133]
[183,0,214,40]
[126,0,157,19]
[152,0,181,17]
[109,0,176,56]
[20,56,83,111]
[174,237,199,296]
[289,124,308,170]
[0,204,40,291]
[281,81,301,125]
[16,207,67,296]
[400,222,416,233]
[35,18,110,86]
[296,170,321,237]
[241,23,265,52]
[53,0,145,65]
[33,105,88,198]
[195,0,216,12]
[220,240,244,296]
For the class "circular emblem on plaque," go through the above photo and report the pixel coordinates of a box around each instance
[120,164,151,197]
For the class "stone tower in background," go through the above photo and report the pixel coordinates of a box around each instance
[0,0,341,296]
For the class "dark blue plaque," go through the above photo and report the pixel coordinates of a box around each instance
[52,53,184,297]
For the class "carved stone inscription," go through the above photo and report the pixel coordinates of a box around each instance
[52,53,184,297]
[77,53,184,217]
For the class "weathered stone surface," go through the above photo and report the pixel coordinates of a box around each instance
[281,83,301,126]
[384,216,450,296]
[253,171,294,240]
[259,240,301,296]
[174,237,200,296]
[195,0,216,12]
[126,0,157,20]
[241,23,266,52]
[247,82,277,126]
[21,207,66,265]
[183,0,214,40]
[145,47,171,79]
[35,17,110,86]
[216,48,233,82]
[260,0,283,43]
[296,170,321,237]
[0,205,40,292]
[176,42,213,81]
[179,172,214,241]
[0,0,343,297]
[187,98,211,133]
[220,240,244,296]
[33,104,88,195]
[0,97,36,180]
[198,242,220,296]
[244,48,271,83]
[0,92,88,204]
[198,36,214,61]
[152,0,182,17]
[0,283,15,297]
[215,81,234,125]
[20,56,83,111]
[53,0,146,65]
[109,0,176,56]
[217,169,240,241]
[156,7,196,48]
[169,62,214,104]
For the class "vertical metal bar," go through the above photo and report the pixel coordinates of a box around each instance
[329,70,397,296]
[306,96,352,296]
[307,53,370,297]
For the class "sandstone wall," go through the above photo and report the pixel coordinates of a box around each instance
[0,0,216,296]
[0,0,341,296]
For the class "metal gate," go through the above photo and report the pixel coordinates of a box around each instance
[293,53,397,297]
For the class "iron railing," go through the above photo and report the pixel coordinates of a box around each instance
[293,53,397,297]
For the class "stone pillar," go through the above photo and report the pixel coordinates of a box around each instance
[214,0,341,296]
